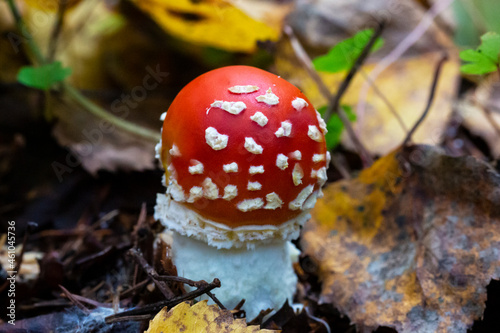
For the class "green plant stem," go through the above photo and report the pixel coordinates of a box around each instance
[62,83,160,142]
[6,0,161,143]
[6,0,45,65]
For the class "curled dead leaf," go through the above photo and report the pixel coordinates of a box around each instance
[301,145,500,332]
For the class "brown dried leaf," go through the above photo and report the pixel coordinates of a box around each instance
[146,301,278,333]
[301,145,500,332]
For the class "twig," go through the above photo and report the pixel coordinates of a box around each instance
[330,153,351,180]
[119,278,150,298]
[0,222,37,293]
[357,0,455,118]
[283,25,332,104]
[5,0,44,64]
[206,291,226,310]
[104,278,221,323]
[59,285,91,314]
[106,314,152,323]
[359,70,408,132]
[324,21,386,122]
[284,24,376,166]
[47,0,68,62]
[128,248,174,299]
[75,245,114,266]
[403,54,448,146]
[70,294,114,309]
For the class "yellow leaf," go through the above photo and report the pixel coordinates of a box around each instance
[130,0,287,53]
[302,145,500,332]
[145,301,278,333]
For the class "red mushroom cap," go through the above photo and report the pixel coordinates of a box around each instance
[159,66,327,229]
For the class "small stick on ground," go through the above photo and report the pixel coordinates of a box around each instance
[142,266,226,309]
[59,285,91,314]
[403,54,448,146]
[128,248,174,299]
[105,278,221,323]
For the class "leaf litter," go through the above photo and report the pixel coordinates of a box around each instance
[301,144,500,332]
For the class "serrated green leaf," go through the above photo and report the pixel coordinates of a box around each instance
[17,62,72,90]
[313,29,384,73]
[318,105,357,150]
[459,32,500,75]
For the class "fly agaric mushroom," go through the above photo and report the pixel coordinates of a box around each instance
[155,65,328,319]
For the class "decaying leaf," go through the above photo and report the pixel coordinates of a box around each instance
[146,301,278,333]
[278,0,460,155]
[301,145,500,332]
[130,0,291,53]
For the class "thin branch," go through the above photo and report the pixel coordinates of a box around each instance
[357,0,455,118]
[284,25,375,166]
[47,0,68,62]
[403,54,448,146]
[5,0,44,64]
[59,285,91,314]
[128,248,175,299]
[119,278,150,298]
[104,278,221,323]
[359,69,408,132]
[324,20,386,122]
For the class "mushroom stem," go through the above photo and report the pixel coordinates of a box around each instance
[170,232,299,320]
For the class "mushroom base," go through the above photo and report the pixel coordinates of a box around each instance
[170,232,299,320]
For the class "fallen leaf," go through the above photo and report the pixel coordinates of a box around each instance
[146,301,278,333]
[301,144,500,332]
[130,0,291,53]
[277,0,460,155]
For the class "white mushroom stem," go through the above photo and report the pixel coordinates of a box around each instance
[170,232,299,320]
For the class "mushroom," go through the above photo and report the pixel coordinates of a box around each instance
[155,66,328,319]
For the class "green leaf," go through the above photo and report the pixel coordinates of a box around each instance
[17,61,72,90]
[459,32,500,75]
[318,105,357,150]
[313,29,384,73]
